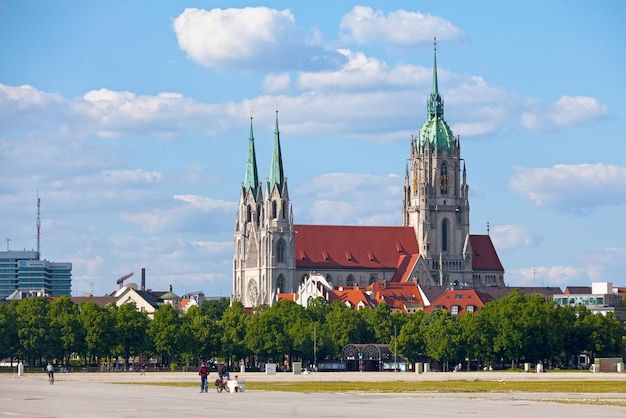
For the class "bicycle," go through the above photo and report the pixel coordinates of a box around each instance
[215,376,229,393]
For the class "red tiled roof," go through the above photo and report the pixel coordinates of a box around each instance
[469,235,504,271]
[392,254,420,282]
[424,289,494,315]
[565,286,592,295]
[334,287,373,309]
[294,225,419,270]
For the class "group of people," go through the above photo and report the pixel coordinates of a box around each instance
[198,361,230,393]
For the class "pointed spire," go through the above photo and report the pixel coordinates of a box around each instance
[427,37,444,120]
[243,116,259,198]
[268,107,285,194]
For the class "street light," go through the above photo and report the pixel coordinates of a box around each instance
[393,325,398,371]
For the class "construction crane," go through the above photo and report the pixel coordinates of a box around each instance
[116,272,134,289]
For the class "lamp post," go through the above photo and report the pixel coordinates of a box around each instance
[394,325,397,372]
[314,324,317,370]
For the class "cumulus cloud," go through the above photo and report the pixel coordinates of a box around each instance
[339,6,465,46]
[294,172,400,225]
[521,95,608,132]
[490,224,542,250]
[172,7,345,71]
[509,163,626,212]
[121,195,235,233]
[508,265,583,287]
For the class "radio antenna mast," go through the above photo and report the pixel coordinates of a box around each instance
[37,191,41,260]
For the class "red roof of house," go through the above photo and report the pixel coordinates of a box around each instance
[294,225,419,270]
[369,281,424,313]
[334,287,374,309]
[469,235,504,271]
[424,289,494,315]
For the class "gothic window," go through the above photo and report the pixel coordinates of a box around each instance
[301,274,309,284]
[277,274,285,293]
[442,219,448,252]
[276,239,286,263]
[346,274,355,286]
[246,205,252,223]
[325,274,333,285]
[272,201,277,219]
[439,162,449,195]
[369,275,376,285]
[282,201,287,219]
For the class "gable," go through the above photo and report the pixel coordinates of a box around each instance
[469,235,504,271]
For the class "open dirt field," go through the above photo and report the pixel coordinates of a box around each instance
[1,370,625,417]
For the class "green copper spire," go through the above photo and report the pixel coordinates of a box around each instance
[427,37,444,120]
[418,38,454,152]
[243,116,259,198]
[267,109,284,194]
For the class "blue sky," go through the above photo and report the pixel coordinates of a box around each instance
[1,1,625,297]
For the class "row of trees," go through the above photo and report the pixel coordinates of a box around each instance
[0,290,624,370]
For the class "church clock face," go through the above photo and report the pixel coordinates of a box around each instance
[439,175,449,192]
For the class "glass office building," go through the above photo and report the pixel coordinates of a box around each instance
[0,251,72,299]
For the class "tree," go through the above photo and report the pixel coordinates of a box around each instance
[422,308,460,371]
[148,304,182,366]
[78,302,116,365]
[219,301,251,363]
[113,302,149,368]
[583,311,625,357]
[0,302,19,363]
[322,301,367,357]
[49,296,85,365]
[15,296,51,366]
[200,298,230,321]
[181,304,219,364]
[397,311,425,363]
[360,302,392,344]
[245,307,289,363]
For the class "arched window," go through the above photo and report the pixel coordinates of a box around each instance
[346,274,355,286]
[369,275,376,285]
[276,239,286,263]
[325,274,333,285]
[246,205,252,223]
[277,274,285,293]
[272,201,277,219]
[442,219,448,252]
[301,274,309,284]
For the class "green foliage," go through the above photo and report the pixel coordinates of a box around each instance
[2,289,624,371]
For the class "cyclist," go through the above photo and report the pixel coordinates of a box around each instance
[217,362,230,381]
[46,362,54,383]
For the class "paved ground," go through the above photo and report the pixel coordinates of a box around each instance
[1,370,625,417]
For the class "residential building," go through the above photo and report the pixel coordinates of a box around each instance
[233,42,505,309]
[553,282,626,321]
[0,250,72,299]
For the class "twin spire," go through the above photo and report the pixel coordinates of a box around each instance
[242,109,285,198]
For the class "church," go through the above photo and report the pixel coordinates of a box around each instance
[232,44,505,309]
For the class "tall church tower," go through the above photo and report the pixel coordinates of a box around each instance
[232,111,295,308]
[402,40,472,286]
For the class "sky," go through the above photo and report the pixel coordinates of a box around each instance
[1,1,625,298]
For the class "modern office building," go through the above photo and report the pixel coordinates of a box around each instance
[0,250,72,299]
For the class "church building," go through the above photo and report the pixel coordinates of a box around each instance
[232,44,505,309]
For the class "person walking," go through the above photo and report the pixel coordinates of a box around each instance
[198,362,209,393]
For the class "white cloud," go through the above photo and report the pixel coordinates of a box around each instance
[294,172,400,225]
[521,95,608,132]
[339,6,465,46]
[172,7,344,72]
[263,73,292,94]
[509,163,626,212]
[490,224,542,250]
[507,265,583,287]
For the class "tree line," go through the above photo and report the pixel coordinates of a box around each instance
[0,290,624,371]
